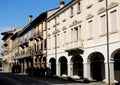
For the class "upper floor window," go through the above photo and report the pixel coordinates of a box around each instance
[57,34,60,47]
[88,20,93,39]
[77,2,81,12]
[100,15,107,36]
[79,25,82,39]
[71,7,74,15]
[74,27,78,42]
[110,10,117,33]
[56,16,59,25]
[71,29,73,42]
[64,31,66,45]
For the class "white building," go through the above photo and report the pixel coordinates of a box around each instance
[47,0,120,84]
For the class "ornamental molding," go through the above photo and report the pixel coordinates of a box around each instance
[62,26,67,31]
[98,7,106,14]
[108,2,118,9]
[47,33,51,37]
[70,20,82,27]
[52,29,60,35]
[86,14,94,20]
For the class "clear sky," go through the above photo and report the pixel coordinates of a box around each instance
[0,0,71,58]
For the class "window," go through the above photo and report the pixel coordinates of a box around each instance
[110,10,117,33]
[77,2,81,12]
[79,25,82,39]
[71,29,73,42]
[44,39,46,49]
[71,7,73,15]
[57,34,60,47]
[100,15,107,35]
[56,16,59,25]
[74,27,78,41]
[48,37,51,49]
[88,20,93,39]
[64,31,66,44]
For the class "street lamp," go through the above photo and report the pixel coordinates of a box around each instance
[105,0,110,85]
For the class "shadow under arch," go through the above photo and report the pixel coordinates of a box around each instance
[49,58,56,75]
[111,48,120,82]
[58,56,68,77]
[88,52,105,81]
[71,54,83,78]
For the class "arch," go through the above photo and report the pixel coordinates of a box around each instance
[88,52,105,81]
[111,49,120,82]
[59,56,68,77]
[71,54,83,78]
[49,58,56,75]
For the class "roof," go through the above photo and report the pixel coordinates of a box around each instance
[47,0,74,20]
[18,12,47,36]
[1,30,13,35]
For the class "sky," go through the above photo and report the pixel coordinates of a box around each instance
[0,0,71,58]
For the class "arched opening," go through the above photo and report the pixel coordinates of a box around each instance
[49,58,56,75]
[59,56,67,76]
[113,50,120,82]
[71,54,83,78]
[89,52,105,81]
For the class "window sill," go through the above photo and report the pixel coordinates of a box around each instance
[98,0,103,2]
[74,40,78,42]
[57,23,60,25]
[99,34,106,37]
[63,19,66,22]
[77,11,81,14]
[87,37,93,40]
[70,15,74,18]
[86,4,93,9]
[110,31,118,34]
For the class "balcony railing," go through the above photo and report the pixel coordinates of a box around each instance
[34,49,43,56]
[65,39,84,53]
[14,47,34,59]
[34,31,43,40]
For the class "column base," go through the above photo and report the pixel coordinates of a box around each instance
[103,79,118,85]
[72,75,80,79]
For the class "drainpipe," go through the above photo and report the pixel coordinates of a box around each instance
[55,17,57,76]
[105,0,110,85]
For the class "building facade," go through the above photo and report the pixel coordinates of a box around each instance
[1,0,120,84]
[47,0,120,84]
[1,28,22,72]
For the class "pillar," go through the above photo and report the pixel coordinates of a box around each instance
[83,61,92,80]
[56,63,60,76]
[24,59,27,73]
[104,61,117,84]
[67,63,73,77]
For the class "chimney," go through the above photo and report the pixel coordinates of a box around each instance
[60,0,65,8]
[29,15,33,23]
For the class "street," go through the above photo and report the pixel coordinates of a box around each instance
[0,73,105,85]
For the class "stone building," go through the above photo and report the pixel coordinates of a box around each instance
[1,28,22,72]
[47,0,120,84]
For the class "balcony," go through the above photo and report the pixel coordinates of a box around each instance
[23,38,29,47]
[34,31,43,41]
[14,47,33,59]
[34,49,43,56]
[2,41,8,47]
[65,39,84,55]
[20,40,24,48]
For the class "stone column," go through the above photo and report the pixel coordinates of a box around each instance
[83,62,92,80]
[24,59,27,74]
[56,63,60,76]
[21,62,24,73]
[67,63,73,77]
[104,61,117,84]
